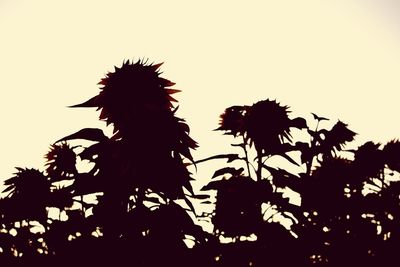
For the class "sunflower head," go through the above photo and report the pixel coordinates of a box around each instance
[245,99,292,151]
[383,139,400,172]
[3,168,50,198]
[216,105,248,136]
[71,59,180,138]
[353,141,384,178]
[45,142,77,180]
[319,121,357,157]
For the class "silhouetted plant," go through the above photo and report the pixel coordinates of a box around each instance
[0,59,205,266]
[2,59,400,267]
[200,100,400,267]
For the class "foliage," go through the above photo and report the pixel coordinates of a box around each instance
[1,59,400,267]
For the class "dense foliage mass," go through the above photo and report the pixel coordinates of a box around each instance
[1,60,399,266]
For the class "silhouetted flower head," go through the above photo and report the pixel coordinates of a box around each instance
[329,121,356,148]
[245,100,292,151]
[71,59,180,138]
[45,142,77,180]
[3,168,50,199]
[318,121,356,157]
[353,141,384,178]
[0,168,50,224]
[383,139,400,172]
[216,105,248,136]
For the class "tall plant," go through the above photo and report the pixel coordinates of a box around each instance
[0,60,204,266]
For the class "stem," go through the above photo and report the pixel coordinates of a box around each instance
[81,195,85,215]
[242,136,252,178]
[256,148,262,182]
[306,121,320,176]
[306,158,313,176]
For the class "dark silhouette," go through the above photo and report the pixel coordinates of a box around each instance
[1,59,400,266]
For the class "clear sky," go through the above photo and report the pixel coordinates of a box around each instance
[1,0,400,188]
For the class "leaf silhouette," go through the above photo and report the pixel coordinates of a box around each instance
[56,128,108,143]
[311,112,329,121]
[194,153,240,164]
[4,58,400,266]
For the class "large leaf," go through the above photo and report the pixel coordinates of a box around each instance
[79,142,103,161]
[56,128,108,143]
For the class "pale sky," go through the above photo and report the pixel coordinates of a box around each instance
[1,0,400,189]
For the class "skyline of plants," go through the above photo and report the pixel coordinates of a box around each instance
[0,59,399,266]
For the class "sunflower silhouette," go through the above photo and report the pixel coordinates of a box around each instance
[217,105,248,137]
[45,142,77,181]
[1,168,51,224]
[244,100,306,155]
[72,60,181,137]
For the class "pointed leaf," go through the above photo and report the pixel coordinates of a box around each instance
[194,154,240,164]
[311,112,329,121]
[56,128,108,143]
[69,96,98,108]
[277,153,300,166]
[184,197,196,214]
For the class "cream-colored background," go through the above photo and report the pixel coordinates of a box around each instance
[1,0,400,188]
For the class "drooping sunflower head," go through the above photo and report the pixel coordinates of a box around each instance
[45,142,77,180]
[216,105,248,136]
[71,59,180,137]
